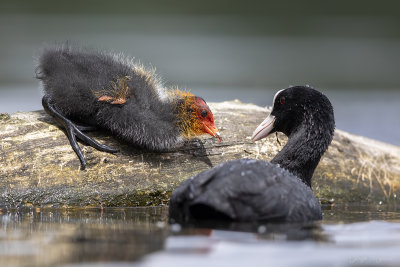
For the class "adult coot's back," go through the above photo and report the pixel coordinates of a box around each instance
[169,86,335,222]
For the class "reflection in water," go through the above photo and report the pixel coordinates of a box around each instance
[0,205,399,266]
[170,220,328,242]
[0,207,169,266]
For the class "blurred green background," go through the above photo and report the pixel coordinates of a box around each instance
[0,0,399,144]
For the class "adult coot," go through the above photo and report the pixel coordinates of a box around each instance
[169,86,335,222]
[36,46,221,169]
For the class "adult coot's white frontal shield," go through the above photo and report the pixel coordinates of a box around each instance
[251,114,276,141]
[251,88,285,142]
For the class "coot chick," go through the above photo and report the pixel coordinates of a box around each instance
[169,86,335,222]
[36,46,221,169]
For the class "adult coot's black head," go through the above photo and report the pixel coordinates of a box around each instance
[252,86,334,140]
[252,86,335,186]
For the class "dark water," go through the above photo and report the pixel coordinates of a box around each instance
[1,205,399,267]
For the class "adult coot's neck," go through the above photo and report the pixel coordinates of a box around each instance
[252,86,335,187]
[270,117,333,187]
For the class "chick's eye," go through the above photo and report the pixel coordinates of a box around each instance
[280,97,285,105]
[201,110,208,117]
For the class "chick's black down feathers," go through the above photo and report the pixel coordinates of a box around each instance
[37,46,182,151]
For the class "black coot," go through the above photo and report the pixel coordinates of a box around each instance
[169,86,335,222]
[36,46,220,169]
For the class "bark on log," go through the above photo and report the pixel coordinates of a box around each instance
[0,101,399,208]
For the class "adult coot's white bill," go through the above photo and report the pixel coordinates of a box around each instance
[169,86,335,222]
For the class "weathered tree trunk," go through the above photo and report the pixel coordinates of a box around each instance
[0,101,399,208]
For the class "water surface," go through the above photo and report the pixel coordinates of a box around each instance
[1,205,399,267]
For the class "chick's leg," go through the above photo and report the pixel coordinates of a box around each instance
[42,94,118,170]
[76,125,98,132]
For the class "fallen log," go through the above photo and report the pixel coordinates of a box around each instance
[0,100,399,208]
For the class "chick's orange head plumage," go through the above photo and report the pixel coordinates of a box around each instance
[171,89,221,142]
[193,96,221,142]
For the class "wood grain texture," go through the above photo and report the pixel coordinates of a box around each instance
[0,100,399,208]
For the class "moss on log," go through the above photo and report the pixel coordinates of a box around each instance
[0,100,399,208]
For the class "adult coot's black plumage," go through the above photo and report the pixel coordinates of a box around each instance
[169,86,335,222]
[36,46,221,169]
